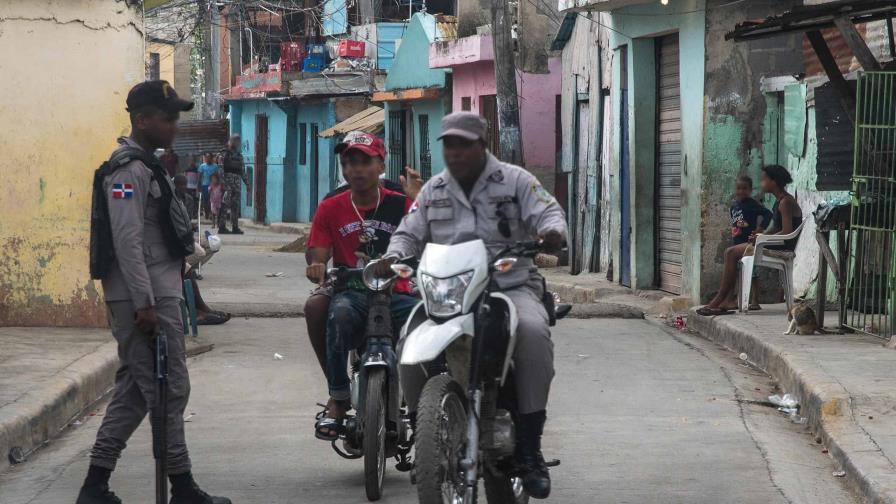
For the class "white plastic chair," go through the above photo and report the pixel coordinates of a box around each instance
[738,219,807,313]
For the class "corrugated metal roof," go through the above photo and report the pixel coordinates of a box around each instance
[171,119,230,157]
[319,106,384,137]
[435,15,458,41]
[727,1,896,41]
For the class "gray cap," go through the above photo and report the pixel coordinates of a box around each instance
[438,112,488,141]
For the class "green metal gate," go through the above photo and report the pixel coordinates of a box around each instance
[845,72,896,340]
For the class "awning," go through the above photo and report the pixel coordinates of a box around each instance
[319,106,385,138]
[371,87,442,102]
[289,72,373,98]
[727,0,896,41]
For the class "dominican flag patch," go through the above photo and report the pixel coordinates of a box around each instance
[112,183,134,199]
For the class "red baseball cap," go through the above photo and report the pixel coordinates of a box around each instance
[335,131,386,159]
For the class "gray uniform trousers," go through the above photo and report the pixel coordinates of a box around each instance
[89,297,192,474]
[399,278,554,415]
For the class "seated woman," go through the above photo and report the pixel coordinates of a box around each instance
[697,165,802,316]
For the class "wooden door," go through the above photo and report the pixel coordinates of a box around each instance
[254,114,268,224]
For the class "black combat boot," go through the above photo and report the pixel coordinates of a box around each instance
[515,410,551,499]
[230,227,244,235]
[76,466,122,504]
[169,472,232,504]
[217,226,230,234]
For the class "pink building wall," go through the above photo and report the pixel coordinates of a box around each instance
[449,57,561,173]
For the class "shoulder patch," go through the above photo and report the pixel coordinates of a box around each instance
[112,183,134,200]
[531,182,552,203]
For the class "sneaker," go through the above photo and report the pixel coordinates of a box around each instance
[76,484,123,504]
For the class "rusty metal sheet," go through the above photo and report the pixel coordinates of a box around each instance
[171,119,230,160]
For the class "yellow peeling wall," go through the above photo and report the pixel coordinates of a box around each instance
[0,1,144,327]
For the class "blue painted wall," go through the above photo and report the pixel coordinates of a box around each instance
[323,0,348,35]
[384,13,447,91]
[376,23,407,71]
[231,98,338,224]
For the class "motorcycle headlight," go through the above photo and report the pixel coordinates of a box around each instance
[421,271,474,317]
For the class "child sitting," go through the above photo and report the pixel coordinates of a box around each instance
[730,174,772,309]
[208,173,223,228]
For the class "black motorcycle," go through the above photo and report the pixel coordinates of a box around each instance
[323,262,414,501]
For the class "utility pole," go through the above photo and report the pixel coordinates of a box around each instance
[490,0,523,165]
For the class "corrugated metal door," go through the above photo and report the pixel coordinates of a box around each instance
[656,34,682,294]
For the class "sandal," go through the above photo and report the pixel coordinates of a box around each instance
[314,401,349,441]
[197,311,228,325]
[696,306,733,316]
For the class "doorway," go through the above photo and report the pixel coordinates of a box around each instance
[619,45,631,287]
[309,123,319,217]
[254,114,268,224]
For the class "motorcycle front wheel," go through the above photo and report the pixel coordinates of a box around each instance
[364,368,387,501]
[484,472,529,504]
[414,374,469,504]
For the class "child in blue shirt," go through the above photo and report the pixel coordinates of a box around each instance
[198,152,219,218]
[730,175,772,308]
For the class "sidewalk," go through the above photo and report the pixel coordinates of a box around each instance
[690,305,896,503]
[540,267,676,318]
[237,218,310,236]
[0,327,213,473]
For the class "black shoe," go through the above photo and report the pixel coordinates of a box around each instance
[230,227,244,235]
[76,484,123,504]
[169,474,231,504]
[217,227,230,234]
[515,410,551,499]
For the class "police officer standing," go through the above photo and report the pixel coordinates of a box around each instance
[375,112,567,499]
[78,81,230,504]
[218,135,247,235]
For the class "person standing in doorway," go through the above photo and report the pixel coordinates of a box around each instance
[218,135,246,234]
[78,80,230,504]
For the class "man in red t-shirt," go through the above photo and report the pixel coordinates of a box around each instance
[305,132,419,440]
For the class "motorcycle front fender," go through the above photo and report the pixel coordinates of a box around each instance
[399,313,475,366]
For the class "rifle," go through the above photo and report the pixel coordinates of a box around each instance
[152,328,169,504]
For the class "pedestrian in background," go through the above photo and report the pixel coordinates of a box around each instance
[79,80,230,504]
[198,152,218,219]
[208,172,223,228]
[218,134,246,234]
[160,147,179,177]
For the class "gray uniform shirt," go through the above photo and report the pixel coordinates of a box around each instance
[386,153,568,289]
[101,137,183,309]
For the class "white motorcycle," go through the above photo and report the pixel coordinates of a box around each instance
[394,239,568,504]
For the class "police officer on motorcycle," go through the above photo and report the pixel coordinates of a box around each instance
[375,111,567,499]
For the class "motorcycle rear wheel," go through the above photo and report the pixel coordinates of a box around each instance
[364,368,388,501]
[414,374,469,504]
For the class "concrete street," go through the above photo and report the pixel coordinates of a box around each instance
[0,315,857,503]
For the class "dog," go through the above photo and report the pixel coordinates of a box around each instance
[784,302,821,335]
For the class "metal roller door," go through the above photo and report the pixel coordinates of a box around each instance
[656,34,682,294]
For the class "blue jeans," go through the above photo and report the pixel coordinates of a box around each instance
[326,290,419,401]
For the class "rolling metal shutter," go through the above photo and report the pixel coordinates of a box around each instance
[656,34,682,294]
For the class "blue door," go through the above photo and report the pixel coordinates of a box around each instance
[619,48,631,287]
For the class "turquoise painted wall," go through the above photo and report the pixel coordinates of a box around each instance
[231,99,337,224]
[384,12,448,91]
[608,0,706,299]
[384,99,448,180]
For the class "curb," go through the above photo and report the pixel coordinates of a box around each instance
[237,219,309,235]
[689,309,896,504]
[0,336,214,473]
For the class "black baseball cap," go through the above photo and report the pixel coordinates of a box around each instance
[126,80,194,113]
